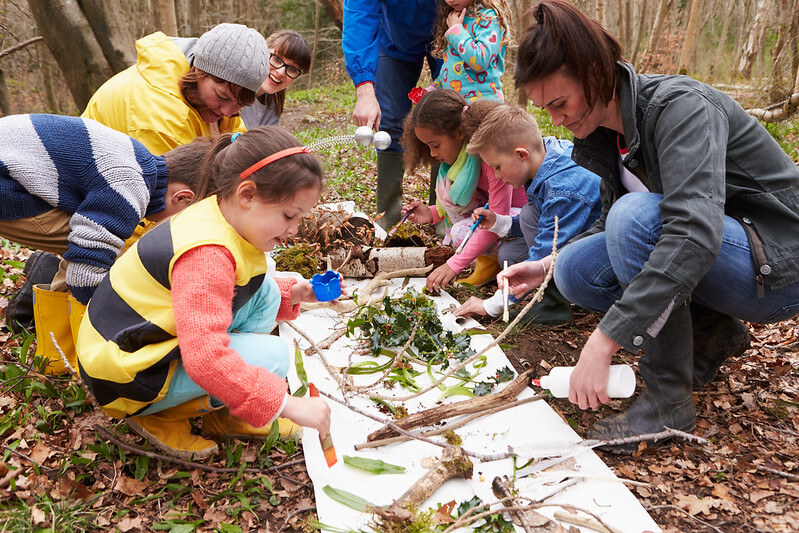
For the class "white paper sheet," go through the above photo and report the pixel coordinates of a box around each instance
[279,277,661,533]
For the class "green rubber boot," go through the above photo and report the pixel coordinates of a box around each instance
[690,302,750,389]
[587,302,696,454]
[514,284,573,326]
[376,151,404,231]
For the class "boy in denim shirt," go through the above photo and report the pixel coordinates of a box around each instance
[455,104,601,324]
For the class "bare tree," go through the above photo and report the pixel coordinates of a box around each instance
[320,0,343,30]
[630,0,648,65]
[185,0,202,36]
[679,0,703,74]
[29,0,117,110]
[768,0,794,99]
[643,0,672,62]
[151,0,179,36]
[737,0,771,78]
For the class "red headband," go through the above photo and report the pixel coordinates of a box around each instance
[239,146,313,180]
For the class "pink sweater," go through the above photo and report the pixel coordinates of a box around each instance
[172,245,300,427]
[432,162,526,273]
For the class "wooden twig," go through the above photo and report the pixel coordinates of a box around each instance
[587,426,709,448]
[645,504,726,533]
[756,465,799,481]
[553,510,622,533]
[0,36,44,60]
[367,368,535,441]
[287,321,340,384]
[492,476,553,532]
[355,394,544,450]
[277,506,316,533]
[96,427,304,475]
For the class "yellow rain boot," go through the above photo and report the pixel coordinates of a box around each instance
[68,295,86,365]
[457,255,501,287]
[202,407,303,441]
[127,396,218,461]
[33,284,75,375]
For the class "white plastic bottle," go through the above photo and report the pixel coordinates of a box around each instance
[538,364,636,398]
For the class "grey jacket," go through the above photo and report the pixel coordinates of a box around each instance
[572,62,799,352]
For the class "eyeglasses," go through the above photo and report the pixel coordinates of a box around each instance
[269,53,303,79]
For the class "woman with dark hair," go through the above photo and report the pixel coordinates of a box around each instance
[502,0,799,453]
[241,30,312,128]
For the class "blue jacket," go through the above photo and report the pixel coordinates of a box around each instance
[507,137,602,261]
[342,0,438,86]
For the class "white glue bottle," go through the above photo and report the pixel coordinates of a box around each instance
[536,364,636,398]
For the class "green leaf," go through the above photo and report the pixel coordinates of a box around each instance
[342,455,406,475]
[439,385,475,400]
[293,342,308,397]
[473,382,494,397]
[322,485,376,512]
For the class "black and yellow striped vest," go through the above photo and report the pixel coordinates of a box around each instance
[77,196,267,418]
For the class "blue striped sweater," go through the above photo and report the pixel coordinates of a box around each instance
[0,114,168,303]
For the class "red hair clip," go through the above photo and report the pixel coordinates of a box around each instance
[240,146,313,180]
[408,87,426,105]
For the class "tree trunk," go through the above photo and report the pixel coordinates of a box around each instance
[679,0,703,74]
[80,0,136,72]
[0,68,9,116]
[319,0,343,30]
[733,0,753,74]
[596,0,606,28]
[309,0,321,89]
[630,0,648,66]
[38,43,60,113]
[737,0,770,78]
[643,0,671,61]
[186,0,202,36]
[28,0,115,111]
[713,0,734,71]
[768,0,792,99]
[151,0,179,36]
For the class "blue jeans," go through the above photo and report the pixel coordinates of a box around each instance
[376,51,440,152]
[139,276,290,415]
[554,192,799,324]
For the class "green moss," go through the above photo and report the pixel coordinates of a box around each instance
[442,430,462,446]
[273,245,321,278]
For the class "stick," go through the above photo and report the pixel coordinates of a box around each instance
[366,368,535,441]
[492,476,553,532]
[502,260,509,322]
[355,394,544,450]
[553,510,623,533]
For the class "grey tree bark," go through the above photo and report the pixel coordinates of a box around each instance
[679,0,703,74]
[151,0,179,36]
[80,0,136,71]
[737,0,770,78]
[643,0,672,62]
[28,0,117,111]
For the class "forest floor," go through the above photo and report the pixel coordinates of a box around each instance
[0,96,798,533]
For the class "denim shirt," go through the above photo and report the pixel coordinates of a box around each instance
[572,62,799,352]
[506,137,602,261]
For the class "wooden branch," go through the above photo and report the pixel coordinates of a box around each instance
[756,465,799,481]
[355,394,544,450]
[0,36,44,60]
[553,510,622,533]
[357,264,433,305]
[367,368,535,442]
[492,476,553,532]
[374,446,473,523]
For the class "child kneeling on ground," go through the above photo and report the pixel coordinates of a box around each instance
[76,127,332,460]
[454,104,602,325]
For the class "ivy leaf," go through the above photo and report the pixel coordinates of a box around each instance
[343,455,406,475]
[439,385,475,400]
[323,485,376,512]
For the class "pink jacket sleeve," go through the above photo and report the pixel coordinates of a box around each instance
[172,245,287,428]
[446,163,517,272]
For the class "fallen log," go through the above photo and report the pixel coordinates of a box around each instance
[366,368,535,442]
[330,245,452,278]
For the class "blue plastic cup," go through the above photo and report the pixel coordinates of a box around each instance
[311,271,342,302]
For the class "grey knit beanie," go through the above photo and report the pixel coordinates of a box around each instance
[193,23,269,92]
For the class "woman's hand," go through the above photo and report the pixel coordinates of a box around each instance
[426,263,457,292]
[402,201,432,224]
[353,83,381,130]
[447,9,466,29]
[471,207,496,230]
[568,328,622,410]
[282,395,331,439]
[498,257,549,297]
[454,296,487,317]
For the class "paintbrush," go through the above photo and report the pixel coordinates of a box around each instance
[387,209,413,238]
[502,260,509,322]
[455,202,490,254]
[309,383,337,467]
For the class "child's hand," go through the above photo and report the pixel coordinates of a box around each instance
[290,279,317,305]
[426,263,457,292]
[454,296,488,317]
[402,201,433,224]
[282,395,331,439]
[447,9,466,29]
[472,207,496,230]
